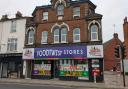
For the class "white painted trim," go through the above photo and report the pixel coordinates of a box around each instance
[51,22,69,32]
[88,20,101,30]
[54,0,67,9]
[26,27,35,34]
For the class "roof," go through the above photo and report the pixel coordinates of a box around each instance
[103,38,122,50]
[86,13,103,20]
[32,0,96,16]
[0,16,32,22]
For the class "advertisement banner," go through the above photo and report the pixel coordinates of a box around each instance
[59,64,89,80]
[22,48,34,59]
[33,64,51,75]
[35,46,87,59]
[87,45,103,58]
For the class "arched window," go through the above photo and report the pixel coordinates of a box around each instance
[54,28,59,43]
[28,30,34,44]
[57,4,64,16]
[90,25,98,41]
[61,28,67,43]
[53,27,67,43]
[73,28,80,42]
[41,31,48,44]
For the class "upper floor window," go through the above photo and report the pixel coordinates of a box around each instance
[90,25,98,41]
[54,28,59,43]
[73,7,80,17]
[11,20,16,33]
[41,31,48,44]
[54,27,67,43]
[57,4,64,16]
[7,38,17,51]
[28,30,34,44]
[73,28,80,42]
[61,28,67,43]
[43,12,48,20]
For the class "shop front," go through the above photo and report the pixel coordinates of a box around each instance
[23,45,104,82]
[0,53,23,79]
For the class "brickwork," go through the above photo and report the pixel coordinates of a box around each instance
[31,0,103,47]
[123,17,128,59]
[104,33,122,70]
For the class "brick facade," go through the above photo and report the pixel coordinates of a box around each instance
[30,0,103,46]
[104,33,122,71]
[123,17,128,59]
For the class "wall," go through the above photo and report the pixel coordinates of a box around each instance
[0,19,26,53]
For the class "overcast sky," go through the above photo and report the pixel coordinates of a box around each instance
[0,0,128,42]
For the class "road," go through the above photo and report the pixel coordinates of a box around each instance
[0,83,100,89]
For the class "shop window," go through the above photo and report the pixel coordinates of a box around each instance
[73,7,80,18]
[28,30,34,44]
[41,31,48,44]
[90,25,98,41]
[43,12,48,20]
[73,28,80,42]
[7,38,17,52]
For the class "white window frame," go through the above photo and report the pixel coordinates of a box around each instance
[57,4,64,16]
[43,12,48,20]
[54,28,60,43]
[7,38,17,52]
[28,30,34,44]
[90,25,99,41]
[61,28,67,43]
[73,28,80,42]
[11,20,16,33]
[73,7,80,17]
[41,31,48,44]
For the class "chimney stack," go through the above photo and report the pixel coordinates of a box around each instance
[16,11,22,18]
[1,15,9,21]
[113,33,118,39]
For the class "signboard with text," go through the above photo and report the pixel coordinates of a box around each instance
[87,45,103,58]
[22,48,34,59]
[34,46,87,59]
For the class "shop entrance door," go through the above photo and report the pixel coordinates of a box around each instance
[51,60,59,78]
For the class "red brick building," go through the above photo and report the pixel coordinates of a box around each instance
[23,0,104,82]
[123,17,128,59]
[104,33,122,71]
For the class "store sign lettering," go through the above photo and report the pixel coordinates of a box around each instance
[35,46,87,59]
[59,64,89,80]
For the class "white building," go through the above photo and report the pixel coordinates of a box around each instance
[0,12,30,78]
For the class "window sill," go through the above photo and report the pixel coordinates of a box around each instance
[57,15,63,20]
[73,15,80,19]
[6,50,18,53]
[42,19,48,21]
[90,40,100,42]
[41,43,48,44]
[26,43,34,45]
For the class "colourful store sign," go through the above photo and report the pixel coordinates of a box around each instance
[33,64,51,75]
[59,64,89,80]
[22,48,34,59]
[34,46,87,59]
[87,45,103,58]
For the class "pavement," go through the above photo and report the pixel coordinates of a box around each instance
[0,71,127,89]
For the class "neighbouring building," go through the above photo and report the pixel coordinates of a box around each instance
[0,11,31,78]
[123,17,128,74]
[23,0,104,82]
[123,17,128,59]
[103,33,122,71]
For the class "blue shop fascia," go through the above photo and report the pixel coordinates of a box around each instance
[23,44,104,82]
